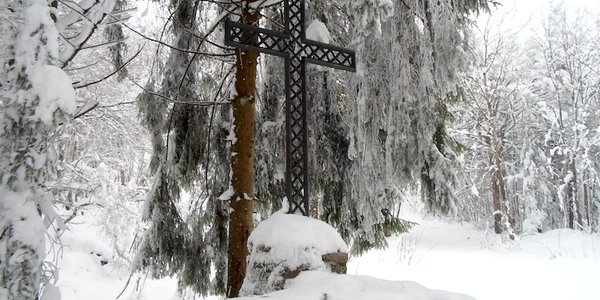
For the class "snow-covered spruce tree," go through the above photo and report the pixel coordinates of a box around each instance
[0,1,79,298]
[104,0,129,81]
[323,0,490,253]
[134,0,232,296]
[134,0,492,296]
[254,5,286,215]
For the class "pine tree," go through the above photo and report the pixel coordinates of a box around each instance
[327,0,490,253]
[134,0,225,296]
[134,0,261,296]
[104,0,129,81]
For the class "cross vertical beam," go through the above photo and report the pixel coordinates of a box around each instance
[225,0,356,216]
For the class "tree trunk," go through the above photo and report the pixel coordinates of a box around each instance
[566,160,581,230]
[492,161,503,234]
[227,3,260,298]
[491,135,513,237]
[583,171,591,229]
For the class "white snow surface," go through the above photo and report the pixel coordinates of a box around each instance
[306,20,331,44]
[53,208,600,300]
[237,270,473,300]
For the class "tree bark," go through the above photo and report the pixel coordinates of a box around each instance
[227,2,260,297]
[490,132,513,237]
[566,160,581,230]
[583,171,591,229]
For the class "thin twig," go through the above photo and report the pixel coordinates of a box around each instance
[74,45,144,89]
[127,75,231,106]
[122,23,235,57]
[80,38,128,50]
[63,59,102,72]
[205,65,235,195]
[115,271,135,299]
[57,0,93,24]
[101,101,137,108]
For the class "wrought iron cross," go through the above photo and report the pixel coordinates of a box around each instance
[225,0,356,216]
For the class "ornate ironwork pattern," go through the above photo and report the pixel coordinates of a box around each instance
[225,0,356,216]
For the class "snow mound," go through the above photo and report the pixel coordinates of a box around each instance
[248,211,347,257]
[241,210,348,296]
[237,270,475,300]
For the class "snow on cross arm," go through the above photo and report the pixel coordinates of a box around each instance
[306,20,331,44]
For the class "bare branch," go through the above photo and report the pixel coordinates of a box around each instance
[122,23,235,57]
[74,45,144,89]
[80,38,128,50]
[127,75,231,106]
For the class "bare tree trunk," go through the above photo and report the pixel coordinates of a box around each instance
[492,159,503,234]
[491,133,513,237]
[572,161,582,229]
[583,171,591,229]
[227,3,260,297]
[564,160,582,230]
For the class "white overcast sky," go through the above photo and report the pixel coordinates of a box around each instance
[476,0,600,43]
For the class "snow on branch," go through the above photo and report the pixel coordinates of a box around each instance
[335,0,394,37]
[56,0,116,67]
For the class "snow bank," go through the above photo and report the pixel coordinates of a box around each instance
[237,271,474,300]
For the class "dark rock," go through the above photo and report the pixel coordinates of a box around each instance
[282,265,308,280]
[322,252,348,274]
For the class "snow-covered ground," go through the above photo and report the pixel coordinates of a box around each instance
[55,211,600,300]
[348,222,600,300]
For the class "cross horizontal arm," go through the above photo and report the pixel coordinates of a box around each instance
[303,40,356,72]
[225,20,289,56]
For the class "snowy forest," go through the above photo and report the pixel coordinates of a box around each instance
[1,0,599,299]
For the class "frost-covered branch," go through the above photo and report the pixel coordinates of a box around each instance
[56,0,117,67]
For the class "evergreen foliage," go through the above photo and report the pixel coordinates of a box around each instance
[104,0,129,81]
[134,0,230,295]
[328,0,488,252]
[133,0,491,294]
[0,0,80,298]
